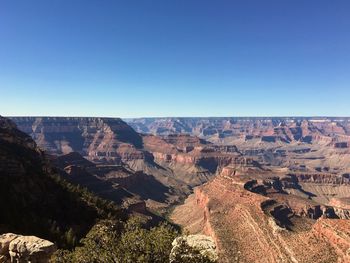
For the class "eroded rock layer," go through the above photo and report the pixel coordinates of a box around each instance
[12,117,144,164]
[171,165,350,263]
[128,117,350,175]
[127,117,350,144]
[10,117,247,213]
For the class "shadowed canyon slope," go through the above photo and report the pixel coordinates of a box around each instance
[0,116,190,263]
[0,116,125,249]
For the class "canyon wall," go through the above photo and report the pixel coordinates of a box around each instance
[127,117,350,145]
[12,117,144,164]
[172,166,350,263]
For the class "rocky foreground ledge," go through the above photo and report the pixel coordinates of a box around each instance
[0,233,56,263]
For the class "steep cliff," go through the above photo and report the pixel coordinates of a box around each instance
[12,117,143,164]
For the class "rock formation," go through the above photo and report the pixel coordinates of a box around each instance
[170,234,218,262]
[0,233,56,263]
[127,117,350,175]
[171,164,350,262]
[127,117,350,144]
[10,118,248,214]
[12,117,143,164]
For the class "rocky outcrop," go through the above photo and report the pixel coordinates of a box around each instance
[0,233,56,263]
[241,173,350,220]
[170,234,218,262]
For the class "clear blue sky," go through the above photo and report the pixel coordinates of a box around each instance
[0,0,349,117]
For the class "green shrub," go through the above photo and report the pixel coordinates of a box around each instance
[51,218,178,263]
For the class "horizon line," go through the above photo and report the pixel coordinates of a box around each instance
[4,115,350,119]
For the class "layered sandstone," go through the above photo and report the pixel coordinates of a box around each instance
[128,117,350,177]
[11,117,144,164]
[10,117,243,194]
[172,166,350,263]
[142,134,243,184]
[127,117,350,144]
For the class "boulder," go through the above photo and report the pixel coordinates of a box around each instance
[0,233,56,263]
[170,234,218,262]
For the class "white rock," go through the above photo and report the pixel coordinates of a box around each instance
[0,233,56,263]
[170,234,218,262]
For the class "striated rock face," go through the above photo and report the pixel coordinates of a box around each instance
[329,198,350,210]
[10,117,249,214]
[11,117,244,192]
[127,117,350,144]
[289,172,350,185]
[128,117,350,178]
[11,117,144,164]
[312,219,350,262]
[171,166,350,263]
[0,233,56,263]
[142,134,244,180]
[11,117,350,209]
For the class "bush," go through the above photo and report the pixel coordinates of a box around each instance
[50,218,178,263]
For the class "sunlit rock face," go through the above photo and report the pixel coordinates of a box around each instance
[128,117,350,172]
[0,233,56,263]
[171,164,350,263]
[170,234,218,263]
[127,117,350,143]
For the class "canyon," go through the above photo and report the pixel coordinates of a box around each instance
[10,117,244,215]
[128,117,350,174]
[7,116,350,262]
